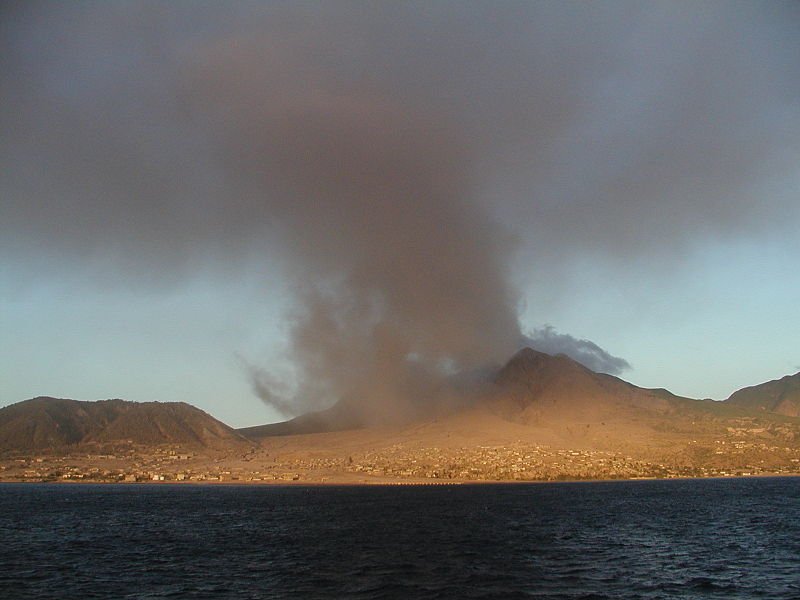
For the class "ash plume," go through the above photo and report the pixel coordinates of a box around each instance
[219,93,520,420]
[2,3,798,420]
[522,328,630,376]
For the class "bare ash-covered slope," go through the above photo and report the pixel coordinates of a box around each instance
[238,348,800,465]
[242,348,695,441]
[223,349,800,483]
[485,348,685,423]
[238,402,365,439]
[0,397,249,452]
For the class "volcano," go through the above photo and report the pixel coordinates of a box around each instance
[3,350,800,483]
[241,348,695,440]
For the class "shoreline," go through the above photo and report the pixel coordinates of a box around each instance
[1,472,797,487]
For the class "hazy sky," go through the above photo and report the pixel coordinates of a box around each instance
[2,1,799,427]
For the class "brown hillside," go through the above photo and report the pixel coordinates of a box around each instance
[0,397,250,452]
[485,348,679,424]
[726,372,800,417]
[239,401,364,438]
[242,348,693,441]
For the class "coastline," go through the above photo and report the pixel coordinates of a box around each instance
[1,472,798,487]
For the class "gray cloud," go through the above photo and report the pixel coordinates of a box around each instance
[1,2,798,419]
[522,327,631,376]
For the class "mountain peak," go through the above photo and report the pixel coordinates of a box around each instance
[494,347,587,388]
[482,347,681,425]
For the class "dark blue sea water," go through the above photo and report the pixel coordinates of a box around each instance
[1,478,799,599]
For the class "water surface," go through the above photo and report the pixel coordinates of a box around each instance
[1,478,798,599]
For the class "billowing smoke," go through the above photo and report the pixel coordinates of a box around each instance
[201,78,521,420]
[2,3,798,421]
[522,328,630,376]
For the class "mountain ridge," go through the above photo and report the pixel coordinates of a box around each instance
[0,396,250,452]
[726,372,800,417]
[3,351,799,452]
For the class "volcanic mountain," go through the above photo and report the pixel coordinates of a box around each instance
[5,351,798,455]
[484,348,685,422]
[4,350,799,484]
[725,372,800,417]
[241,348,696,440]
[0,397,250,452]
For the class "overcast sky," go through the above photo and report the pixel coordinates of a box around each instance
[2,1,799,427]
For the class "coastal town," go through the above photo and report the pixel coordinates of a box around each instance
[2,430,799,485]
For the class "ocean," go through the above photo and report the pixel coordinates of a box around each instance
[1,478,798,599]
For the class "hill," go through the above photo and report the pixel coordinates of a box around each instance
[0,397,250,452]
[725,372,800,417]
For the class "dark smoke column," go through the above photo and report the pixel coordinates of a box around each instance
[192,60,521,421]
